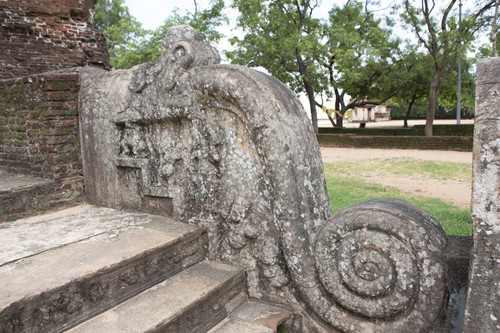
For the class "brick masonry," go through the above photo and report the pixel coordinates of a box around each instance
[0,71,84,214]
[0,0,110,79]
[316,134,473,151]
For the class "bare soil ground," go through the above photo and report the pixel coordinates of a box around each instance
[320,147,473,209]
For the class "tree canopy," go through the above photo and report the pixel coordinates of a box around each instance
[228,0,325,132]
[228,0,413,130]
[317,0,410,127]
[93,0,497,133]
[94,0,147,69]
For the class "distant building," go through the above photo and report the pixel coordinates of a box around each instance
[347,104,391,123]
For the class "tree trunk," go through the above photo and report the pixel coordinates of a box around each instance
[304,81,319,133]
[334,90,343,128]
[335,113,343,128]
[296,52,318,133]
[104,0,109,28]
[328,116,336,127]
[403,93,417,128]
[492,0,499,56]
[425,72,441,137]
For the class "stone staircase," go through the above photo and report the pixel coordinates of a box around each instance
[0,205,291,332]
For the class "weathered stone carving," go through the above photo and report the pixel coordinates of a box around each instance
[79,25,447,332]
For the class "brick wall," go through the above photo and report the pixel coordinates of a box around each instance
[0,0,110,79]
[316,134,473,151]
[0,71,83,196]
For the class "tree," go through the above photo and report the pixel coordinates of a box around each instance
[317,0,409,127]
[94,0,228,69]
[228,0,325,133]
[389,50,434,127]
[229,0,411,130]
[491,0,499,56]
[438,55,477,118]
[401,0,496,136]
[94,0,148,69]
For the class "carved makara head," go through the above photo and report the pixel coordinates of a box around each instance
[157,25,220,93]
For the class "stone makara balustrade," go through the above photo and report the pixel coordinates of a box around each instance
[79,26,448,332]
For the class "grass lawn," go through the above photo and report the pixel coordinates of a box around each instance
[329,157,472,182]
[323,161,472,236]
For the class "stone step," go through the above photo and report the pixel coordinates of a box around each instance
[208,300,292,333]
[0,205,207,333]
[67,261,246,333]
[0,169,58,222]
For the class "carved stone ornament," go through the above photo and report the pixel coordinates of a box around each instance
[79,25,447,332]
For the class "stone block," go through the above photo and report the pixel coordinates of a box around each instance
[463,57,500,332]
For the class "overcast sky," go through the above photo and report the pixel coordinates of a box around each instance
[124,0,225,31]
[123,0,359,30]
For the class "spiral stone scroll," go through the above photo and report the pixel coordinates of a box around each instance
[312,199,447,332]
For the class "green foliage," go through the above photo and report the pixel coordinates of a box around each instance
[322,1,405,103]
[95,0,148,68]
[389,50,433,120]
[141,0,228,64]
[227,1,323,88]
[437,56,477,113]
[94,0,227,69]
[228,0,326,132]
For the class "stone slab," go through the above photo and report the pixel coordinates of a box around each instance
[0,206,206,332]
[0,169,58,222]
[443,236,473,332]
[208,318,274,333]
[208,300,292,333]
[0,170,53,193]
[0,204,186,265]
[68,261,245,333]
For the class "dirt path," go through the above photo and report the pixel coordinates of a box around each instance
[320,148,473,209]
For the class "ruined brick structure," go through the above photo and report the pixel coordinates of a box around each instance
[0,0,110,79]
[0,0,110,218]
